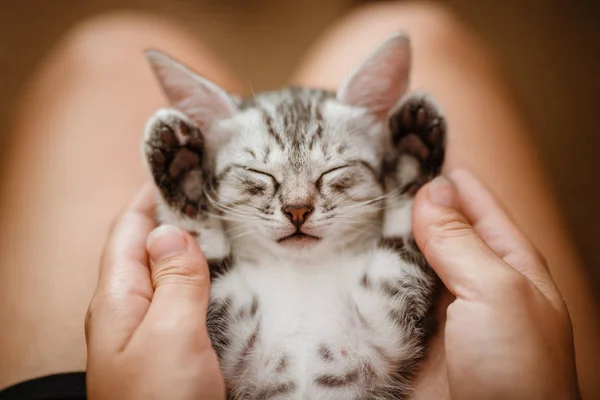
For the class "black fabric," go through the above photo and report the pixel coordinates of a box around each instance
[0,373,86,400]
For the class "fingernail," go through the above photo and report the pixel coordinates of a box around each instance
[428,176,458,208]
[147,225,187,262]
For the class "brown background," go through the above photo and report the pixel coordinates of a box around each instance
[0,0,599,303]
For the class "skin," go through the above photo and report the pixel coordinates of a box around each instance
[292,3,599,397]
[411,171,579,400]
[1,1,597,398]
[86,171,580,399]
[0,12,241,388]
[86,186,224,400]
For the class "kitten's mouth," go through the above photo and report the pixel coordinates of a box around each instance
[277,232,321,245]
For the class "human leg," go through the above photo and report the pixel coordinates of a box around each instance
[0,11,241,388]
[293,2,599,397]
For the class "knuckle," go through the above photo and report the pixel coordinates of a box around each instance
[152,256,209,288]
[421,212,475,258]
[431,212,473,240]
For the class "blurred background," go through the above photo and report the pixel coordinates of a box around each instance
[0,0,598,302]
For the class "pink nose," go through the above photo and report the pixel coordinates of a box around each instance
[283,205,313,227]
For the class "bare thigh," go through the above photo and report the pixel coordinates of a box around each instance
[293,2,599,397]
[0,12,241,388]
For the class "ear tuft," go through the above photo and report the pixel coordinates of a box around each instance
[145,50,238,128]
[337,33,411,115]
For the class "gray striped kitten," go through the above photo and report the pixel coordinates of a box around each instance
[142,33,445,400]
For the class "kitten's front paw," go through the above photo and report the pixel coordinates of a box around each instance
[389,92,446,194]
[144,109,207,218]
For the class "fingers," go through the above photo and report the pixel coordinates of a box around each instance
[87,185,157,354]
[448,170,550,276]
[412,176,515,297]
[100,184,157,276]
[448,169,561,302]
[413,171,561,304]
[139,225,212,348]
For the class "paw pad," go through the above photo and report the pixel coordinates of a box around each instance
[391,94,446,177]
[144,112,207,217]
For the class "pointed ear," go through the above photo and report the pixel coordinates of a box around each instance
[337,33,411,115]
[145,50,238,128]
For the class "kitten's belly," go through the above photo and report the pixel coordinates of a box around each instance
[210,250,421,399]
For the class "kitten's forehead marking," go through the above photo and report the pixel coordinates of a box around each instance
[263,146,272,164]
[260,108,285,150]
[240,88,335,170]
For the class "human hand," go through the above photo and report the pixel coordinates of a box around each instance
[85,186,225,400]
[411,170,580,400]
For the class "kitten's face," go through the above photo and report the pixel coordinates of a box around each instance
[211,90,386,256]
[146,33,411,258]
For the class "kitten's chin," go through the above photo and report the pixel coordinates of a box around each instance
[277,233,321,248]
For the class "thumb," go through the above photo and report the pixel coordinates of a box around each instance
[413,176,512,296]
[143,225,211,333]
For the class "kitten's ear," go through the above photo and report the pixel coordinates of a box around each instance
[145,50,238,128]
[337,33,411,115]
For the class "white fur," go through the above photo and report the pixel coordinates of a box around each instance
[211,249,429,399]
[144,36,436,399]
[147,100,429,398]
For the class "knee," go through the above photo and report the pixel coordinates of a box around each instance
[49,11,239,92]
[346,1,472,56]
[52,12,194,77]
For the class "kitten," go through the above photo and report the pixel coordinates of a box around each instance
[142,33,445,400]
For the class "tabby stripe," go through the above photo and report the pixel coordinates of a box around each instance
[234,323,260,374]
[250,295,259,317]
[380,280,401,298]
[243,147,256,159]
[353,302,370,328]
[208,256,233,280]
[215,165,233,181]
[379,236,430,268]
[255,382,296,400]
[360,274,371,289]
[242,324,260,359]
[308,104,324,150]
[378,237,406,253]
[236,295,259,320]
[261,108,285,149]
[206,297,232,359]
[314,369,359,387]
[262,146,271,163]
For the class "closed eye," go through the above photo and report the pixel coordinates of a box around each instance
[316,165,350,185]
[245,167,275,179]
[240,166,280,190]
[231,164,275,179]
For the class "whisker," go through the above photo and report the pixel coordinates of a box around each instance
[345,120,372,136]
[225,223,266,233]
[204,187,258,219]
[202,210,262,223]
[228,230,257,241]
